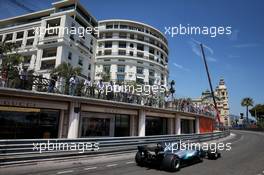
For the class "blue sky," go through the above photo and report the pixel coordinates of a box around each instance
[1,0,263,117]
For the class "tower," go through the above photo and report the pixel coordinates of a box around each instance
[215,78,230,126]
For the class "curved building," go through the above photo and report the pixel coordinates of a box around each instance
[95,19,169,86]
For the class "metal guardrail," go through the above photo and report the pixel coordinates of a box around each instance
[0,131,230,165]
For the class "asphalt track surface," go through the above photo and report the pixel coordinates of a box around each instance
[1,130,264,175]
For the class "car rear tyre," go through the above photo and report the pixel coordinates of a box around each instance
[207,150,220,160]
[162,154,181,172]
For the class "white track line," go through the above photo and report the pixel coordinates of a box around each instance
[84,167,97,170]
[56,170,74,174]
[106,164,118,167]
[126,161,135,164]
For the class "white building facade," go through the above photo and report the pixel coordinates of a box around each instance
[95,20,169,86]
[0,0,97,80]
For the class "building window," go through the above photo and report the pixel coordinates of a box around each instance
[68,52,72,60]
[149,47,154,54]
[136,78,144,84]
[149,55,154,61]
[0,35,2,41]
[105,32,112,38]
[15,40,22,48]
[119,41,126,48]
[89,47,93,54]
[118,50,126,55]
[117,74,125,83]
[26,39,34,46]
[88,64,91,70]
[104,50,112,55]
[137,34,144,41]
[98,51,102,56]
[114,24,118,29]
[45,28,59,37]
[27,30,35,37]
[149,78,154,85]
[105,41,112,48]
[129,51,133,56]
[161,53,164,59]
[78,57,83,66]
[150,38,155,45]
[5,33,13,41]
[137,67,144,74]
[46,18,61,28]
[130,34,134,39]
[149,69,155,76]
[129,43,134,48]
[117,65,125,73]
[40,59,56,70]
[42,47,57,58]
[103,65,110,73]
[106,24,113,29]
[137,52,144,58]
[137,44,144,51]
[16,31,24,39]
[119,32,127,38]
[120,25,128,29]
[70,34,74,41]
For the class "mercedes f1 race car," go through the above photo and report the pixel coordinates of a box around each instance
[135,142,221,172]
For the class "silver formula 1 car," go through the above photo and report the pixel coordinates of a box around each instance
[135,142,221,172]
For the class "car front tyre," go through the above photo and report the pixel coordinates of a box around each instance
[135,151,144,166]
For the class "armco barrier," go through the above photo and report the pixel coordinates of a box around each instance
[0,130,230,166]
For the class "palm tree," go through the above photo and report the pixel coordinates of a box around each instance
[241,97,254,125]
[51,62,82,94]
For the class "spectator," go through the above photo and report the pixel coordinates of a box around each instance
[19,67,28,89]
[48,75,57,93]
[164,94,170,108]
[0,67,7,87]
[96,79,104,99]
[69,75,77,96]
[84,76,92,96]
[106,81,114,100]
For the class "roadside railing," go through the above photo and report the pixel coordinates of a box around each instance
[0,130,230,165]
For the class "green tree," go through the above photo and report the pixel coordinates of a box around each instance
[0,41,24,88]
[51,62,81,94]
[96,72,110,82]
[241,97,254,124]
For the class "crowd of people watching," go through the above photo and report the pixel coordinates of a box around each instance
[0,70,217,118]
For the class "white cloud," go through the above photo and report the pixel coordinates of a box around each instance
[189,38,216,62]
[173,63,190,71]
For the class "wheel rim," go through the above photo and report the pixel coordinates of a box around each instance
[175,161,180,169]
[215,153,218,158]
